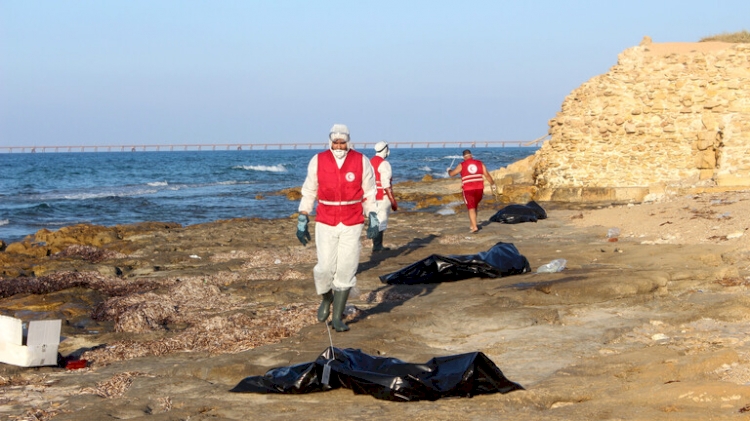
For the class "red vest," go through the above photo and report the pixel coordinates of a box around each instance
[460,158,485,191]
[370,155,388,200]
[316,149,365,226]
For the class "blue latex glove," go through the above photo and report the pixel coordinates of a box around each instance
[366,212,380,239]
[296,214,311,246]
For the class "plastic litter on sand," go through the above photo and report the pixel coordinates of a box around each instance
[536,258,567,273]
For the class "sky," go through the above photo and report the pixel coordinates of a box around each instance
[1,1,748,148]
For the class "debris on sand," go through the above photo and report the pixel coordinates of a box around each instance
[82,304,318,366]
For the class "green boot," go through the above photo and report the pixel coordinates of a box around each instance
[372,230,383,252]
[372,230,390,252]
[332,288,351,332]
[317,290,334,322]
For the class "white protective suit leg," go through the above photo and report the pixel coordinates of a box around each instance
[375,198,391,232]
[313,222,363,294]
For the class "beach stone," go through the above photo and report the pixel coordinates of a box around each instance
[95,266,122,277]
[5,240,49,258]
[34,224,119,253]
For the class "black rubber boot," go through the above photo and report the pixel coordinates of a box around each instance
[332,288,351,332]
[317,290,334,322]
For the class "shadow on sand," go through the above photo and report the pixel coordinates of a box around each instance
[351,234,441,325]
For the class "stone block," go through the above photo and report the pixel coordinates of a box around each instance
[501,184,538,203]
[695,150,716,169]
[699,169,715,180]
[716,174,750,186]
[695,139,712,151]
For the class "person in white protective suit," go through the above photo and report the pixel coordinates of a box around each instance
[296,124,379,332]
[370,141,398,252]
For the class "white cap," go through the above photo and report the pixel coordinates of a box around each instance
[374,141,389,158]
[374,141,388,153]
[329,124,350,142]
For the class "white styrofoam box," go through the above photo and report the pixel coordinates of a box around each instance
[0,315,61,367]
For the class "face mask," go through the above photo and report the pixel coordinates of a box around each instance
[332,149,348,159]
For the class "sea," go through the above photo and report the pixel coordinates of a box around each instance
[0,147,537,244]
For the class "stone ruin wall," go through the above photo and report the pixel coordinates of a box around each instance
[531,38,750,200]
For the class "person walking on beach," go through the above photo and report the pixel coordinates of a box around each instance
[447,149,497,233]
[296,124,379,332]
[370,141,398,252]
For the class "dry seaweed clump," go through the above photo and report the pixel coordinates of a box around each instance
[700,30,750,43]
[241,268,307,282]
[79,371,154,399]
[51,244,127,263]
[227,247,316,267]
[81,304,318,366]
[92,278,246,333]
[92,292,178,333]
[0,271,167,299]
[170,271,245,286]
[8,408,68,421]
[0,373,53,391]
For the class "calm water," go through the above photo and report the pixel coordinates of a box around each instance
[0,147,537,243]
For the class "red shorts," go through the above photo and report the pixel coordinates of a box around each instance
[462,188,483,210]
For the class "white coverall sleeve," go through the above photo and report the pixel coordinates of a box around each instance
[298,155,319,214]
[379,161,392,189]
[361,155,378,215]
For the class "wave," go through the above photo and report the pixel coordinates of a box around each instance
[0,219,8,226]
[436,201,463,215]
[422,155,462,162]
[235,164,287,173]
[60,188,159,200]
[419,165,451,179]
[41,219,92,228]
[162,181,254,192]
[147,181,168,186]
[21,181,257,202]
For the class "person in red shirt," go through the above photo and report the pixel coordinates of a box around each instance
[447,149,497,233]
[370,141,398,252]
[296,124,379,332]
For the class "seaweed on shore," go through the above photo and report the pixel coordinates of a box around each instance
[0,272,160,299]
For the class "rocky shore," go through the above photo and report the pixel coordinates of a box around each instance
[3,184,750,420]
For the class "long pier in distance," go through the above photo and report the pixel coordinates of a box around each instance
[1,138,548,153]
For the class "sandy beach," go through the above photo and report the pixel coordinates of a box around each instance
[3,186,750,420]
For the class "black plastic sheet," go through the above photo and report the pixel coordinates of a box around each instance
[489,201,548,224]
[379,241,530,285]
[230,347,524,401]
